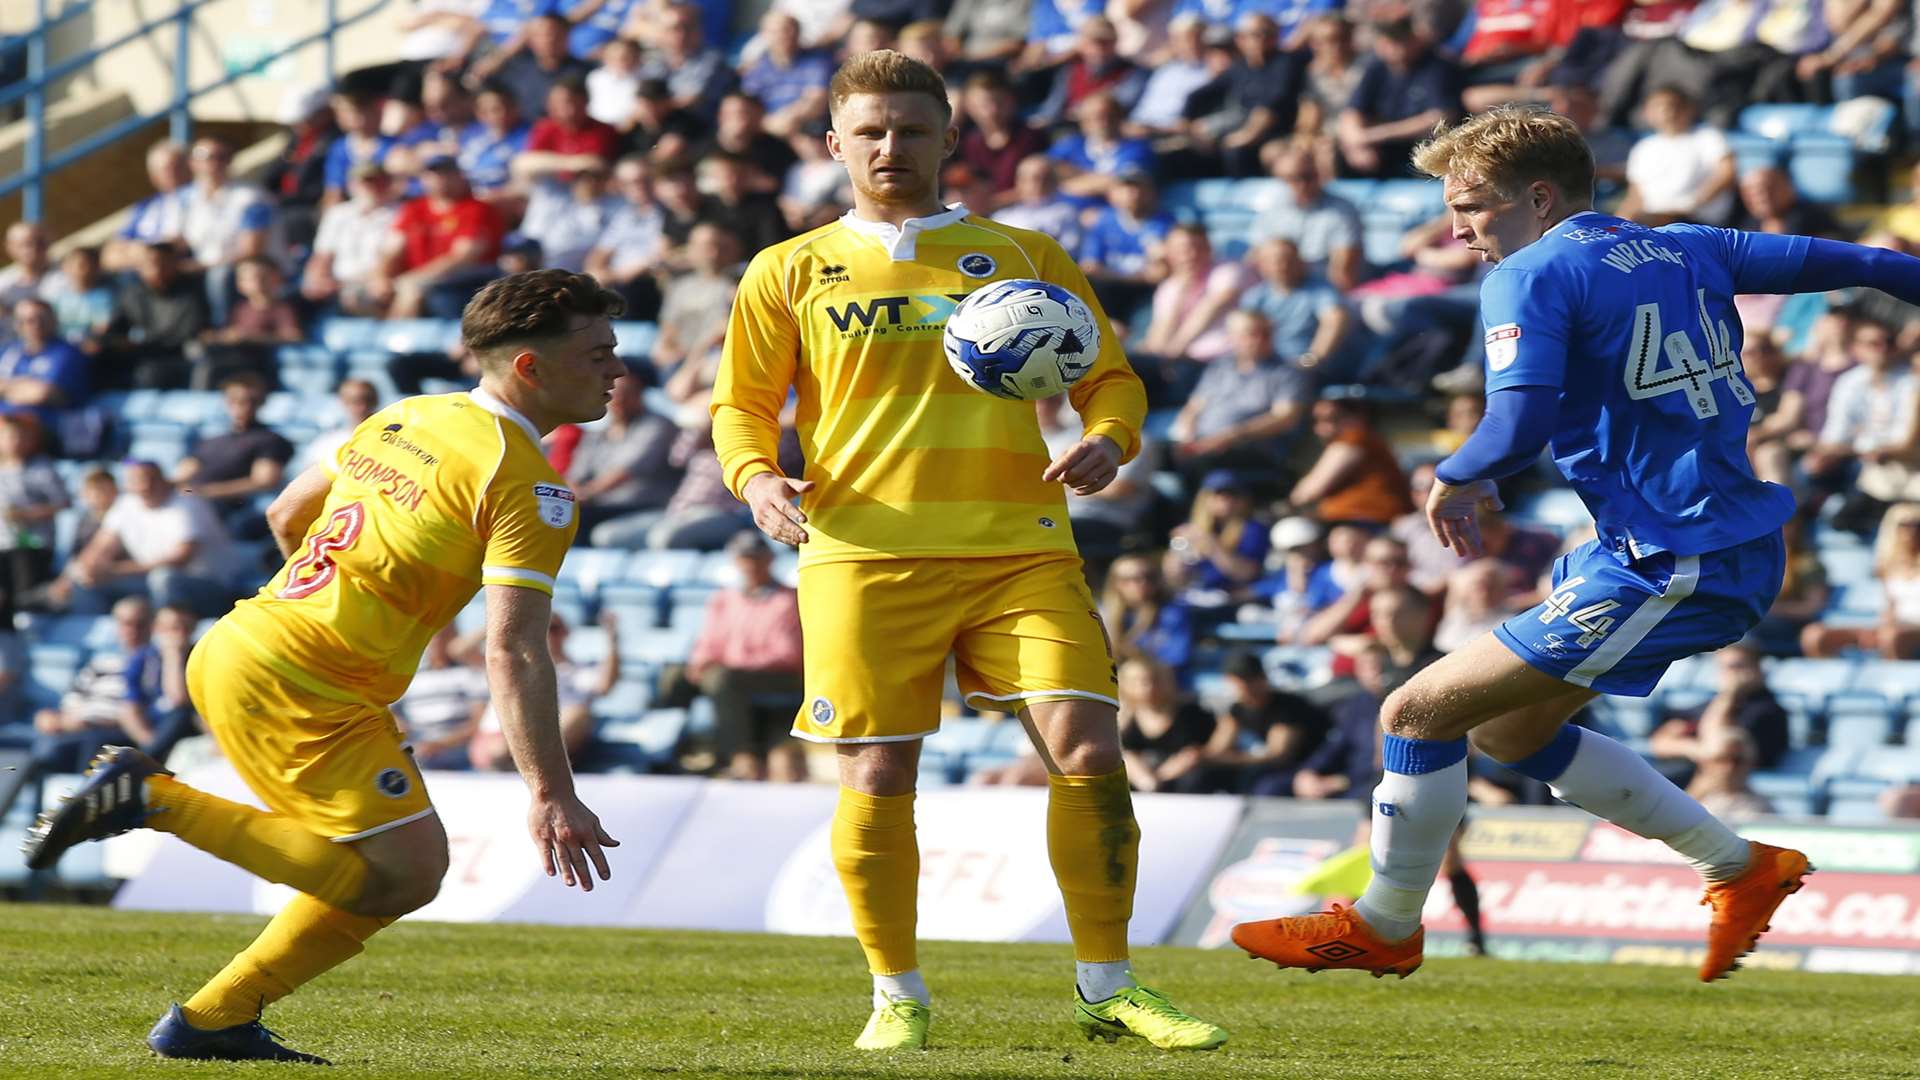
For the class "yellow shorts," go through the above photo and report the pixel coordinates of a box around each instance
[792,552,1119,743]
[186,620,435,842]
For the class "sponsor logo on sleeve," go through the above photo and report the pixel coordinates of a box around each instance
[1485,322,1522,372]
[532,483,577,528]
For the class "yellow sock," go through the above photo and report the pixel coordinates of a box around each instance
[1047,770,1138,963]
[146,775,368,910]
[830,787,919,976]
[182,893,393,1029]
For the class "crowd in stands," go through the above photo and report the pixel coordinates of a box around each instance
[5,0,1920,825]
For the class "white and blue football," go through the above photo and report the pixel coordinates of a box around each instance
[942,278,1101,401]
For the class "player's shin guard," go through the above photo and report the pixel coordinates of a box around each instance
[1353,736,1468,942]
[146,775,369,909]
[1503,725,1750,882]
[1046,770,1137,964]
[831,788,920,978]
[182,894,393,1030]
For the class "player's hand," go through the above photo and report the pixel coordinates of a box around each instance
[1426,477,1503,559]
[1043,434,1121,495]
[528,792,620,892]
[744,472,813,546]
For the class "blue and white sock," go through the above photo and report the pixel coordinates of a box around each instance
[1352,734,1469,943]
[1505,725,1750,883]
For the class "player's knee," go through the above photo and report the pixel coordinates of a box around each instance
[1051,740,1121,777]
[1377,686,1427,739]
[354,851,448,917]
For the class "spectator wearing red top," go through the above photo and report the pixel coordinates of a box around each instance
[514,80,622,188]
[688,531,806,782]
[378,155,504,318]
[957,70,1050,197]
[1291,398,1412,527]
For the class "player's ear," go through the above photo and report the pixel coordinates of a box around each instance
[825,127,844,163]
[1530,180,1553,217]
[512,349,540,383]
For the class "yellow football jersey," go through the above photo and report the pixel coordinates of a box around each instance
[219,388,578,707]
[712,205,1146,567]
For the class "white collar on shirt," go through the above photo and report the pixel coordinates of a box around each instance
[469,386,543,446]
[837,203,970,261]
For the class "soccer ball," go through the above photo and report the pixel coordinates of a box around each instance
[943,279,1101,401]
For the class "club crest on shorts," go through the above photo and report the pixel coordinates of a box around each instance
[375,768,411,798]
[810,697,836,725]
[1485,323,1522,372]
[957,252,996,278]
[532,482,576,528]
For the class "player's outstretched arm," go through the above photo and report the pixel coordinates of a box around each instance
[483,583,620,891]
[264,463,334,558]
[1709,229,1920,304]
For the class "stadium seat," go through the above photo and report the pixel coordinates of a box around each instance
[1158,180,1201,218]
[554,547,628,597]
[666,599,709,633]
[1374,179,1445,218]
[610,321,659,360]
[1829,581,1885,623]
[1324,179,1379,207]
[1852,747,1920,784]
[1725,131,1784,172]
[1789,132,1857,204]
[623,550,703,588]
[1905,714,1920,747]
[1738,103,1829,141]
[1819,546,1875,589]
[595,708,687,759]
[1362,211,1411,268]
[1827,797,1888,823]
[153,391,224,426]
[1823,697,1894,749]
[616,625,691,664]
[1217,620,1278,642]
[1509,488,1590,532]
[319,318,388,353]
[1849,659,1920,709]
[379,319,462,356]
[1190,178,1241,210]
[1749,770,1815,815]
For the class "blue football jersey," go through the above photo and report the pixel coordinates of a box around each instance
[1478,212,1802,559]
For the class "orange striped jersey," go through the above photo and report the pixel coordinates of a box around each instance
[219,388,578,706]
[712,204,1146,567]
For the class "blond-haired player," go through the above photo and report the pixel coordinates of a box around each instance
[713,50,1225,1053]
[25,270,628,1063]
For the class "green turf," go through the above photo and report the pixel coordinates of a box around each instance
[1,906,1915,1079]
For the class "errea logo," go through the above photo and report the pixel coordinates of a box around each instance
[818,263,850,284]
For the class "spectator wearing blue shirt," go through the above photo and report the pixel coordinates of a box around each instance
[106,141,192,272]
[636,2,737,122]
[1048,91,1155,204]
[568,0,644,59]
[1126,13,1215,136]
[41,246,114,346]
[1078,170,1172,323]
[459,85,531,196]
[1024,0,1107,67]
[0,298,91,441]
[1337,18,1464,178]
[322,89,398,206]
[1241,237,1352,372]
[1099,553,1199,679]
[1170,470,1273,610]
[520,163,626,272]
[121,603,200,764]
[740,12,834,139]
[995,155,1086,254]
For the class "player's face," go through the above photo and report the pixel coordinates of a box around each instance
[827,91,957,212]
[1444,173,1547,264]
[532,315,626,425]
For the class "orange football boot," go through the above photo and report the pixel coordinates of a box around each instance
[1231,903,1425,978]
[1699,841,1813,982]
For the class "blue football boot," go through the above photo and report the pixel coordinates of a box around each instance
[21,745,171,871]
[147,1004,331,1064]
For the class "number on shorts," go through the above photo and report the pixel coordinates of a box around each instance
[279,502,366,600]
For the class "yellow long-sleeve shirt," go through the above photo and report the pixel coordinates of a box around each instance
[712,205,1146,567]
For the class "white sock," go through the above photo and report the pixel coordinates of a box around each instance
[1352,736,1469,943]
[873,969,929,1008]
[1075,960,1136,1002]
[1522,726,1751,883]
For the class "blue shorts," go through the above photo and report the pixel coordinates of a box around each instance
[1493,532,1786,697]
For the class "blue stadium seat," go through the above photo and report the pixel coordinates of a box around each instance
[617,625,691,664]
[610,321,659,360]
[1764,656,1850,713]
[101,389,163,421]
[1749,770,1815,816]
[623,550,702,587]
[279,366,340,399]
[23,615,96,648]
[1362,211,1411,267]
[379,319,462,355]
[1159,180,1201,216]
[1218,620,1279,642]
[1738,103,1830,141]
[1906,714,1920,746]
[319,318,388,353]
[924,716,994,758]
[1830,581,1885,624]
[1788,132,1857,204]
[1823,696,1895,749]
[1853,747,1920,783]
[153,391,224,426]
[1234,177,1282,210]
[1827,797,1888,823]
[1190,178,1241,210]
[1820,546,1875,589]
[554,547,628,597]
[666,598,709,633]
[1509,488,1590,532]
[1324,179,1379,207]
[1726,131,1784,172]
[1374,179,1445,218]
[595,708,687,758]
[1851,659,1920,708]
[126,424,192,466]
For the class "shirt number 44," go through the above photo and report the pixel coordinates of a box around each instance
[1622,290,1756,419]
[1538,576,1619,648]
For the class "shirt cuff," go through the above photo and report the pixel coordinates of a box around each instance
[1080,419,1138,464]
[481,565,556,595]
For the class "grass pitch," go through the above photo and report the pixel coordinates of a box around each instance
[1,906,1914,1079]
